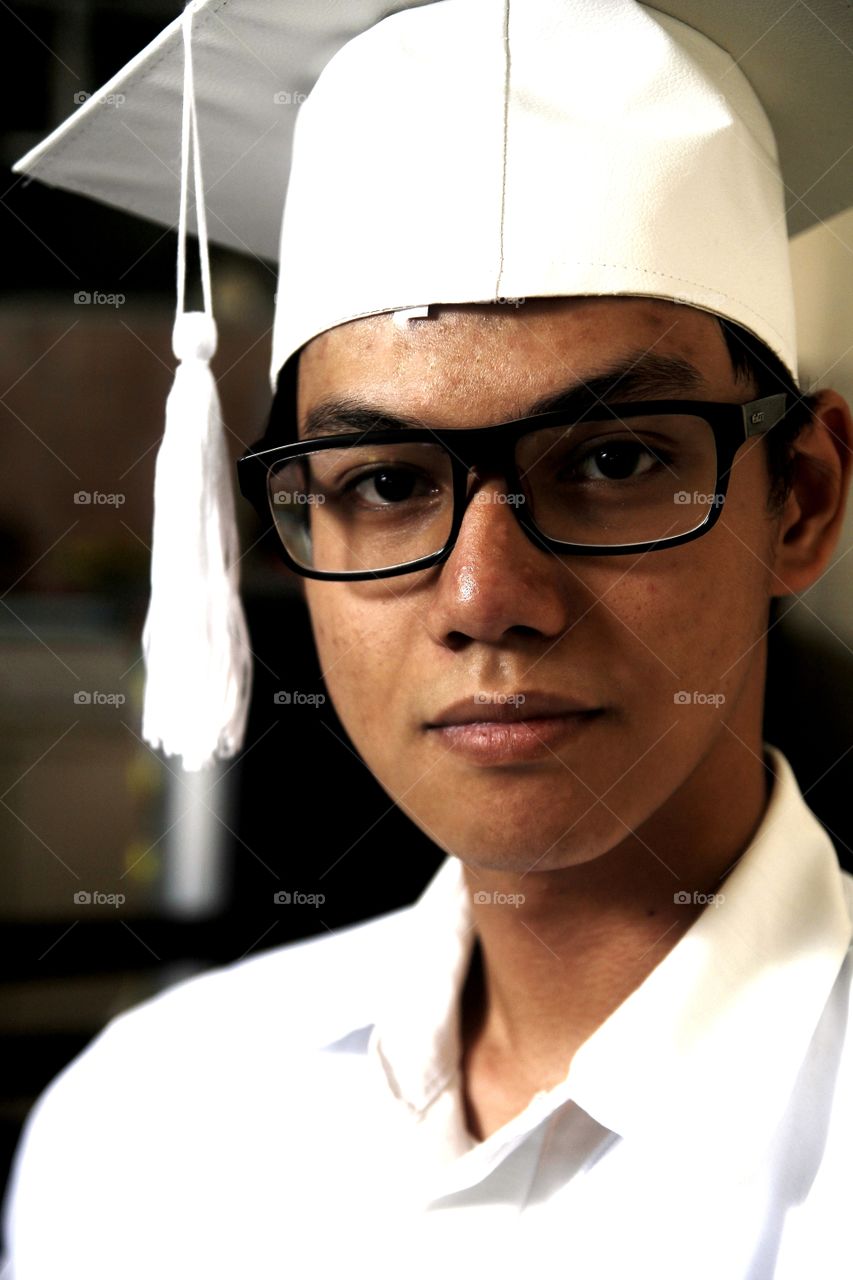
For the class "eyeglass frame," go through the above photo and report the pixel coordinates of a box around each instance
[236,393,792,581]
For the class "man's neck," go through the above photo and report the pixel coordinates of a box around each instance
[459,730,773,1110]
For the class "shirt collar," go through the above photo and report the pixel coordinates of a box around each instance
[360,744,853,1163]
[365,851,477,1115]
[568,745,853,1159]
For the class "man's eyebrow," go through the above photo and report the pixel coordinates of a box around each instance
[299,352,706,438]
[526,352,706,415]
[300,400,430,439]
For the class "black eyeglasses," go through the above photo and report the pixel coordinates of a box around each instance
[236,394,791,581]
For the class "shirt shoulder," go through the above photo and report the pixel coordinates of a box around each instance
[2,901,420,1276]
[2,901,412,1223]
[99,896,412,1061]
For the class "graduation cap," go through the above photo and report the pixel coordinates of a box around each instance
[13,0,853,769]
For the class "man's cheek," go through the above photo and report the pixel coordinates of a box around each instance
[600,585,748,717]
[313,609,396,743]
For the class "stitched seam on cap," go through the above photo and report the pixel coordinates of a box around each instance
[489,260,791,354]
[287,274,790,367]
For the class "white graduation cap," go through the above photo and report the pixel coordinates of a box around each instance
[14,0,853,769]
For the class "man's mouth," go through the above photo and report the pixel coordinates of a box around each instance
[425,692,606,765]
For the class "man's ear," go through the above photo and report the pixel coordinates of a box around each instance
[770,389,853,598]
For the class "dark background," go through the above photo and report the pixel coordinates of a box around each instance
[1,0,852,1245]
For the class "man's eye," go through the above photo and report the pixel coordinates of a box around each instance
[573,440,663,482]
[341,466,440,508]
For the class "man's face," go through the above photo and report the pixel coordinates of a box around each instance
[298,297,781,873]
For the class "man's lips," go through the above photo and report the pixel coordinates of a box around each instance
[424,691,602,728]
[423,692,606,764]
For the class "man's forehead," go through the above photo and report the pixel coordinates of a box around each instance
[296,297,735,428]
[298,297,727,378]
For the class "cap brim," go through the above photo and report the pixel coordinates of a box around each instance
[11,0,437,263]
[12,0,853,257]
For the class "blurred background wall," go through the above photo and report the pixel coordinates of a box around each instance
[1,0,852,1238]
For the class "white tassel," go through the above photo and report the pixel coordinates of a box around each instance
[142,312,251,770]
[141,3,252,770]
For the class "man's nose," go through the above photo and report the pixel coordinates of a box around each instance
[425,467,574,645]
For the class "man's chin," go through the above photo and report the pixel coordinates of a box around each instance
[397,798,630,874]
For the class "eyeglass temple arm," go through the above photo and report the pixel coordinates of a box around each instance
[742,393,794,439]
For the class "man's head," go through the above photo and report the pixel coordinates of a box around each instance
[293,297,851,873]
[17,0,853,772]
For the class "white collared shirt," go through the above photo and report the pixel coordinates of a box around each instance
[4,744,853,1279]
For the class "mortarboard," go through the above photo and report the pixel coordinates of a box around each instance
[13,0,853,768]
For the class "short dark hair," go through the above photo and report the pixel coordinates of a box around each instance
[717,318,814,515]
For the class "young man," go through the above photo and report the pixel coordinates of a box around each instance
[4,1,853,1276]
[287,293,852,1142]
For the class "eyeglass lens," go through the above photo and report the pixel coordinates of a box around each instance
[267,414,720,573]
